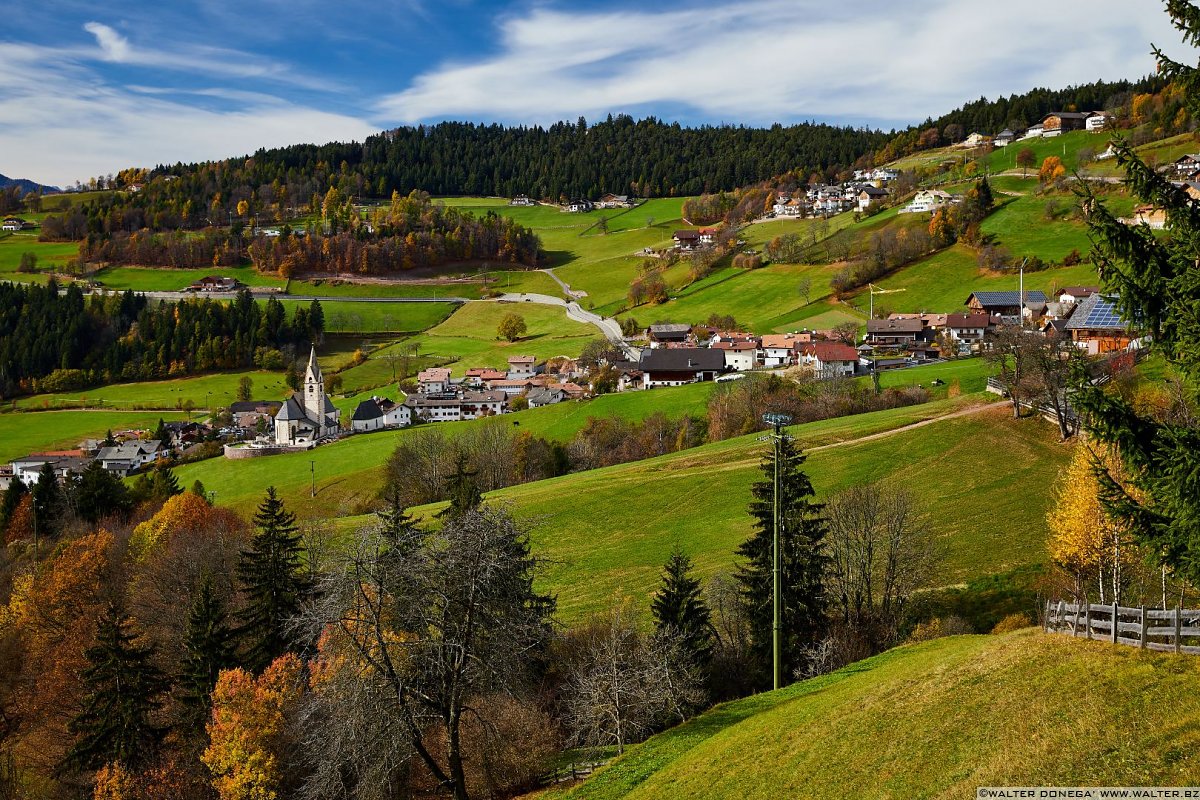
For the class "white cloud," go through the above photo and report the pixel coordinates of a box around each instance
[0,41,377,186]
[83,21,130,61]
[377,0,1186,126]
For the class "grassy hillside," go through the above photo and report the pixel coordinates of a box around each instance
[10,370,290,411]
[558,629,1200,799]
[92,265,285,291]
[447,401,1065,621]
[0,410,189,462]
[402,300,598,375]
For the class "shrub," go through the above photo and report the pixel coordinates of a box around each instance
[991,613,1032,634]
[907,615,973,643]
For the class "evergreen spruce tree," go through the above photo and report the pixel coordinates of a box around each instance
[1075,1,1200,586]
[236,486,309,671]
[152,418,169,446]
[71,461,133,524]
[735,435,827,684]
[190,479,208,499]
[30,461,60,540]
[651,547,714,666]
[439,455,482,518]
[0,475,27,535]
[102,429,117,447]
[179,576,238,724]
[61,604,168,773]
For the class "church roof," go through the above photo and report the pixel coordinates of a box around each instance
[304,344,322,384]
[275,396,307,421]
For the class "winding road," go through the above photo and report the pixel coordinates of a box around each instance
[488,292,638,359]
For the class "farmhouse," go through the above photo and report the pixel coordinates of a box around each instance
[638,348,725,388]
[1063,293,1136,355]
[1086,112,1110,131]
[273,347,341,446]
[865,318,924,347]
[1129,205,1167,229]
[403,390,507,422]
[1,217,33,231]
[597,193,632,208]
[994,129,1018,147]
[712,340,758,371]
[858,186,889,211]
[1040,112,1090,136]
[506,355,540,380]
[944,313,992,345]
[760,333,808,367]
[526,386,567,408]
[350,396,412,432]
[901,190,952,214]
[1055,286,1100,305]
[509,195,535,206]
[798,341,859,378]
[962,132,992,147]
[9,453,93,486]
[417,367,453,394]
[564,199,593,213]
[95,440,166,476]
[186,276,240,292]
[673,230,702,250]
[648,323,693,348]
[965,290,1047,322]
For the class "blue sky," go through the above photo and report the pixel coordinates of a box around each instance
[1,0,1188,186]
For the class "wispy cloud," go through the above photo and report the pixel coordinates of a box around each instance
[377,0,1184,127]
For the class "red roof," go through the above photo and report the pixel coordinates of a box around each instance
[946,313,990,329]
[802,342,858,362]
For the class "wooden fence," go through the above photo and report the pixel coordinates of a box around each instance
[1044,599,1200,654]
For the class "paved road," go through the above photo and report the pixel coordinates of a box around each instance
[539,268,586,299]
[491,292,638,359]
[97,290,472,303]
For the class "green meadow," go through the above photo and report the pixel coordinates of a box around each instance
[0,410,190,463]
[560,629,1200,799]
[11,370,290,411]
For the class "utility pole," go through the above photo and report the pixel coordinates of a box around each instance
[310,460,316,498]
[762,412,792,690]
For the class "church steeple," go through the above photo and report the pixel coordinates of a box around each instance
[303,344,324,421]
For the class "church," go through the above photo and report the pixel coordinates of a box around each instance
[273,346,341,446]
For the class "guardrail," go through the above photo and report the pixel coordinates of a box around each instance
[1044,599,1200,655]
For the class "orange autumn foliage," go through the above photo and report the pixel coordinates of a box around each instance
[203,655,304,800]
[130,492,239,559]
[4,494,33,545]
[1039,155,1067,184]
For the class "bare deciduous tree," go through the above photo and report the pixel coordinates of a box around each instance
[824,483,935,651]
[563,605,705,754]
[298,505,554,800]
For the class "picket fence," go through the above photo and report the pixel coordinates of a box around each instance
[1044,599,1200,655]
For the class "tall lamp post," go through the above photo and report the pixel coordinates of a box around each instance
[762,411,793,690]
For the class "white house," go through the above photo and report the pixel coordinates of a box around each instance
[506,355,539,380]
[10,453,92,485]
[858,186,889,211]
[798,342,858,378]
[901,189,952,215]
[526,386,567,407]
[96,440,165,475]
[417,367,453,394]
[350,396,412,432]
[403,390,507,422]
[274,347,341,445]
[712,340,758,371]
[760,333,807,367]
[944,313,991,344]
[1086,112,1110,132]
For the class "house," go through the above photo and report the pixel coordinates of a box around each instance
[1,217,32,231]
[1063,293,1135,355]
[597,193,632,208]
[526,386,567,408]
[698,227,719,246]
[1129,205,1167,229]
[962,132,992,147]
[1040,112,1090,136]
[564,199,593,213]
[96,441,165,476]
[229,400,282,430]
[965,290,1047,322]
[1021,123,1045,139]
[488,379,538,397]
[186,276,240,292]
[637,348,725,388]
[673,230,702,250]
[647,323,692,348]
[417,367,453,394]
[1055,286,1100,305]
[161,421,208,448]
[760,333,807,367]
[994,129,1018,147]
[712,340,758,371]
[350,396,412,432]
[798,342,859,378]
[1085,112,1110,132]
[506,355,539,380]
[10,453,93,485]
[944,313,992,345]
[865,318,924,347]
[273,347,340,445]
[510,195,535,206]
[871,168,900,183]
[858,186,889,211]
[403,390,507,422]
[900,190,952,214]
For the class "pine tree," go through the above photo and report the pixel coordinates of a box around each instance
[236,487,309,672]
[31,461,60,540]
[60,604,168,773]
[439,455,482,518]
[152,418,169,445]
[71,461,132,523]
[735,435,827,684]
[180,576,238,724]
[651,547,713,666]
[1074,1,1200,587]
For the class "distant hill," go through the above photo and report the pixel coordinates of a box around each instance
[0,174,60,195]
[561,629,1200,799]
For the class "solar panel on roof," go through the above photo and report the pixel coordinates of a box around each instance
[1083,298,1124,329]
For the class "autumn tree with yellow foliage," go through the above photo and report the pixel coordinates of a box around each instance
[1047,443,1140,605]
